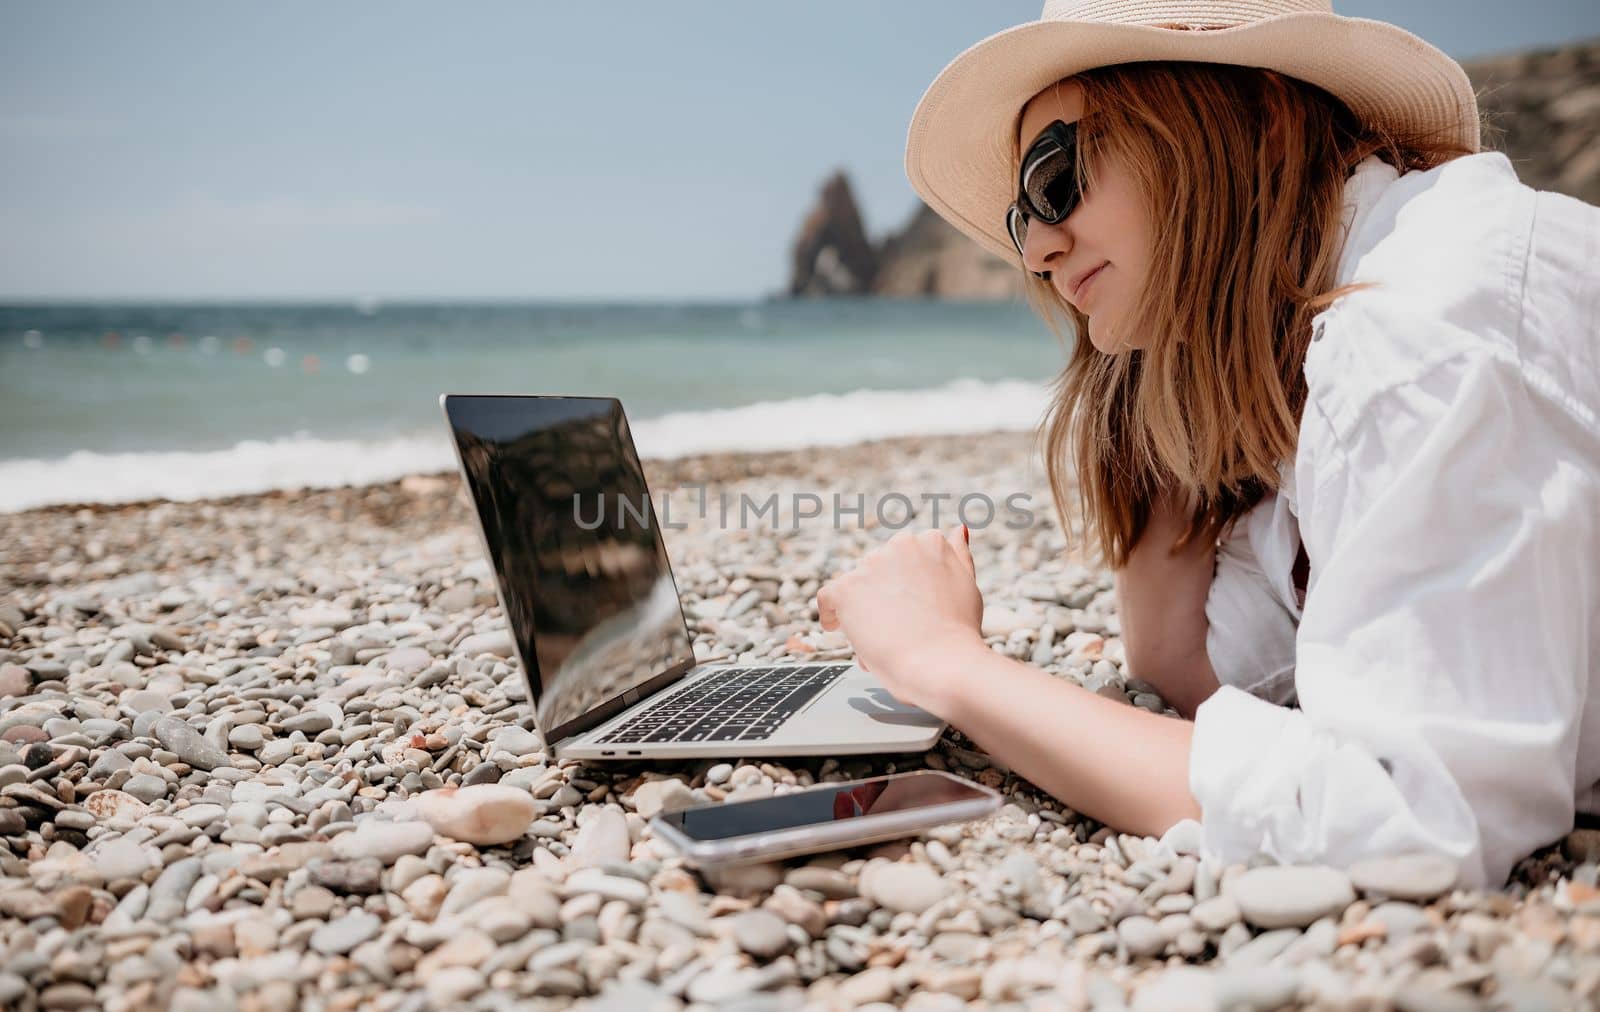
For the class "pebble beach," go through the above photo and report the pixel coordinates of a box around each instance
[2,429,1598,1011]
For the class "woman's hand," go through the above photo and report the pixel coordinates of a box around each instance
[814,526,986,717]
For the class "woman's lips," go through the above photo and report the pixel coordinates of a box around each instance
[1072,262,1108,304]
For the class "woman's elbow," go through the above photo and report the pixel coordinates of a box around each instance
[1122,642,1221,720]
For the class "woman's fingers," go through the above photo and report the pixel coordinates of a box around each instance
[816,581,840,632]
[944,524,976,577]
[817,580,865,669]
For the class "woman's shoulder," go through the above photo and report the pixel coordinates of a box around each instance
[1307,151,1600,441]
[1336,151,1536,317]
[1337,149,1598,317]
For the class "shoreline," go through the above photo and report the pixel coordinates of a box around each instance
[1,428,1595,1009]
[2,427,1044,518]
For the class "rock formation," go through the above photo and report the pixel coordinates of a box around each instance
[870,204,1023,300]
[787,170,880,296]
[1466,38,1600,206]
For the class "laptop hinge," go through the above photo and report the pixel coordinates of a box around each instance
[545,657,695,748]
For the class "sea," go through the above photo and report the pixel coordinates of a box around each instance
[0,299,1072,513]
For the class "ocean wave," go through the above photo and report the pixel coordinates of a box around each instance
[633,378,1049,457]
[0,379,1051,512]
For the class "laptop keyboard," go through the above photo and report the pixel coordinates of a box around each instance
[599,664,852,744]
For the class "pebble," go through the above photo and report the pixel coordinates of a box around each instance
[280,711,332,735]
[1213,966,1302,1010]
[1348,852,1459,901]
[729,908,792,958]
[1229,865,1356,929]
[310,910,382,955]
[1191,894,1242,932]
[1131,967,1216,1011]
[771,837,840,889]
[291,885,336,920]
[1370,900,1433,941]
[765,887,825,938]
[860,860,947,914]
[490,725,542,756]
[837,966,896,1005]
[417,784,537,845]
[227,725,265,751]
[83,788,149,822]
[981,605,1028,637]
[432,581,480,614]
[382,647,434,675]
[312,858,382,895]
[146,857,203,922]
[402,875,449,920]
[1118,915,1167,958]
[630,778,695,819]
[510,876,562,930]
[570,807,631,868]
[121,690,171,714]
[152,716,231,771]
[462,761,500,785]
[458,630,514,658]
[179,803,226,829]
[331,820,435,863]
[290,605,355,630]
[123,774,168,804]
[565,869,650,907]
[1062,897,1107,935]
[1,428,1592,1010]
[95,839,155,882]
[0,665,31,699]
[440,867,510,916]
[1226,926,1301,968]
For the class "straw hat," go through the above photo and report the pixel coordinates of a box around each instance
[904,0,1481,263]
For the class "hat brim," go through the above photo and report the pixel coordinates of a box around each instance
[904,11,1480,264]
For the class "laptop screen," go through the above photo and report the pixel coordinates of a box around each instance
[443,395,695,740]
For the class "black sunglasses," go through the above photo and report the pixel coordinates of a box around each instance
[1005,119,1082,280]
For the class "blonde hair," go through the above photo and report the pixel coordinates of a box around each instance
[1026,61,1480,568]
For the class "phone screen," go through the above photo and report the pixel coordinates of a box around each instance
[657,770,992,842]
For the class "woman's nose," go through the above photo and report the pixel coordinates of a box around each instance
[1020,215,1071,276]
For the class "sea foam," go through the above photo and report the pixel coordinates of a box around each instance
[0,378,1050,512]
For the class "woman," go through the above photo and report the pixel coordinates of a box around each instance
[817,0,1600,890]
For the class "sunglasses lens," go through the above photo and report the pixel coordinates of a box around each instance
[1006,204,1027,254]
[1023,145,1078,222]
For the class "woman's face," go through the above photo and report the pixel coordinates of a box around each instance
[1016,80,1153,354]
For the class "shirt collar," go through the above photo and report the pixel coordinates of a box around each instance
[1333,154,1403,287]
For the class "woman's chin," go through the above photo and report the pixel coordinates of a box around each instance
[1087,321,1121,355]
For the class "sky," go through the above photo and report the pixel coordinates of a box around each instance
[3,2,1597,302]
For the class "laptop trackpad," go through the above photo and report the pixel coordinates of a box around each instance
[788,671,944,739]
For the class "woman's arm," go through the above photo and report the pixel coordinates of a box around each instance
[812,525,1203,839]
[816,527,1202,840]
[1189,313,1597,889]
[1114,487,1222,719]
[927,638,1202,837]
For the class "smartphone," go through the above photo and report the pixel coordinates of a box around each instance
[649,769,1002,868]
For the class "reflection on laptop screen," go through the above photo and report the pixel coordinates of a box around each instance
[445,396,694,738]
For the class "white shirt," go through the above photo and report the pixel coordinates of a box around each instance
[1179,150,1600,889]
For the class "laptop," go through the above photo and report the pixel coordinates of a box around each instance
[439,394,946,761]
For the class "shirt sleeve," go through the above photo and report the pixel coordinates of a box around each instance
[1188,315,1599,889]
